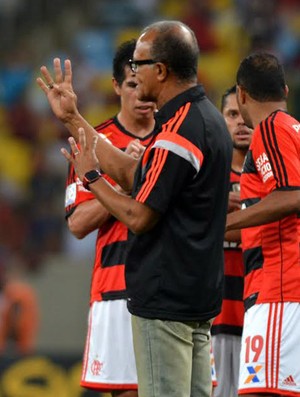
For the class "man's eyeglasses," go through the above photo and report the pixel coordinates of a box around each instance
[129,59,157,73]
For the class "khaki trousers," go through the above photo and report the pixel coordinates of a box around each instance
[131,315,212,397]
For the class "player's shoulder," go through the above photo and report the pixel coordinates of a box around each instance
[268,110,299,131]
[95,116,140,150]
[94,116,124,145]
[94,117,116,134]
[268,112,300,145]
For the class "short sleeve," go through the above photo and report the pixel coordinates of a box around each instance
[134,148,195,213]
[252,116,300,192]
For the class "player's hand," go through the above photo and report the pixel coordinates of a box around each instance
[61,128,100,180]
[228,191,241,213]
[125,139,145,159]
[36,58,79,123]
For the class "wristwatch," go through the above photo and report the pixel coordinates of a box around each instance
[82,169,102,190]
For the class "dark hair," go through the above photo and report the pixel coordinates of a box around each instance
[221,85,236,112]
[142,21,199,83]
[113,39,136,86]
[236,52,286,102]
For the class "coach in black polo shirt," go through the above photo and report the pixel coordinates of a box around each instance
[38,20,232,397]
[127,84,231,321]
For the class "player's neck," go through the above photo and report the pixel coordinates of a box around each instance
[117,112,155,138]
[232,148,247,173]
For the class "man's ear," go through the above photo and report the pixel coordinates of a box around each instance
[284,84,289,98]
[156,62,168,82]
[237,85,246,104]
[112,78,121,96]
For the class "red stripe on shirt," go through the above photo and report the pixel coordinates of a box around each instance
[137,102,192,203]
[137,148,168,203]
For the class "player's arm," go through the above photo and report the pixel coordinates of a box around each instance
[67,139,146,238]
[67,199,111,239]
[227,191,241,213]
[224,229,241,242]
[37,58,138,191]
[62,129,160,234]
[225,191,241,241]
[226,189,300,231]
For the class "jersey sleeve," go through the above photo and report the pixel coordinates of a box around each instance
[64,164,118,219]
[64,162,95,219]
[252,116,300,192]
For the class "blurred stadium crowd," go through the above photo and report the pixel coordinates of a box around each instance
[0,0,299,283]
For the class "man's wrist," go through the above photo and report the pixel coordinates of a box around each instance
[64,111,83,131]
[82,169,102,191]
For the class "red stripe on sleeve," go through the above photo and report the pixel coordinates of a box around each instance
[136,148,168,203]
[137,103,194,203]
[260,117,288,187]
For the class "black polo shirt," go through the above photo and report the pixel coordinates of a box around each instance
[126,85,232,322]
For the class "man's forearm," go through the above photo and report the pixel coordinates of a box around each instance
[226,205,277,231]
[226,189,300,231]
[88,177,160,235]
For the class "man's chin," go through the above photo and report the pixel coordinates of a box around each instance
[233,143,250,151]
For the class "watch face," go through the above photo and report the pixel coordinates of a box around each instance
[85,170,100,182]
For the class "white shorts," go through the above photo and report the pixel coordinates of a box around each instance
[81,300,137,392]
[238,302,300,395]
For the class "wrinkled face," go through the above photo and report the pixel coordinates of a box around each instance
[114,65,156,121]
[223,93,253,151]
[132,31,159,103]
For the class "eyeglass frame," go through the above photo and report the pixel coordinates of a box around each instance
[129,59,157,73]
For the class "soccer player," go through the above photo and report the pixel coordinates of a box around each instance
[211,85,252,397]
[64,40,155,396]
[227,53,300,396]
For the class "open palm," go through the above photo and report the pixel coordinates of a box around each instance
[36,58,78,123]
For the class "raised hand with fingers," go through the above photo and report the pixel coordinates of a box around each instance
[36,58,79,123]
[61,128,100,181]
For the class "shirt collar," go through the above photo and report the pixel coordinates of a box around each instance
[154,85,206,129]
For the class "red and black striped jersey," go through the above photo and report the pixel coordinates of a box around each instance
[64,116,153,303]
[212,170,244,336]
[240,110,300,309]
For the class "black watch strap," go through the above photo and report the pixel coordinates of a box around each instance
[82,169,102,190]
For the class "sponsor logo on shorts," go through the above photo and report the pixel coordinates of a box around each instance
[282,375,297,386]
[91,359,103,376]
[244,365,263,384]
